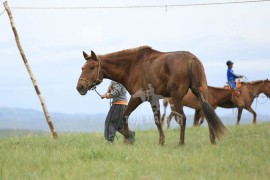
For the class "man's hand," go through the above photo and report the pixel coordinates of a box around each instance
[101,93,110,99]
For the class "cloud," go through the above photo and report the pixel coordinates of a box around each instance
[79,24,105,44]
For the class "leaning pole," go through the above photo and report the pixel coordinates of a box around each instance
[3,1,58,138]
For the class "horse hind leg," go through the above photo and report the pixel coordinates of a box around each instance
[151,101,165,145]
[167,101,176,129]
[161,114,166,128]
[161,99,168,128]
[171,97,186,145]
[198,111,205,126]
[177,106,186,145]
[193,109,201,127]
[167,112,174,129]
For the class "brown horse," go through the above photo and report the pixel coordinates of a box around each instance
[235,80,270,124]
[195,80,270,125]
[76,46,227,145]
[165,80,270,126]
[163,86,244,128]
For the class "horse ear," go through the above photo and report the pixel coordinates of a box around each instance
[83,51,89,60]
[91,50,98,61]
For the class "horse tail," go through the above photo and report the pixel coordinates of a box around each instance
[188,58,227,139]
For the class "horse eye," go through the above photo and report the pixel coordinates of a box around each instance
[90,67,95,70]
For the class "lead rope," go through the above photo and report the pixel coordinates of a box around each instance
[93,87,102,98]
[256,94,268,104]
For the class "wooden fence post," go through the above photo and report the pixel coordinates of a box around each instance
[3,1,58,138]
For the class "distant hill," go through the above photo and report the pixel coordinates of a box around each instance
[0,107,106,133]
[0,107,269,133]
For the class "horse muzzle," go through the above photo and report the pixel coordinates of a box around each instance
[76,80,91,95]
[77,85,88,95]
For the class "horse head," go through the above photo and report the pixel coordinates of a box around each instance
[261,79,270,98]
[76,50,103,95]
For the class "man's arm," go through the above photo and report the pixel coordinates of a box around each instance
[108,83,121,98]
[101,83,122,99]
[230,69,243,78]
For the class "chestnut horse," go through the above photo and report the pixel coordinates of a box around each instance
[194,80,270,125]
[162,86,244,128]
[76,46,227,145]
[235,80,270,124]
[164,80,270,127]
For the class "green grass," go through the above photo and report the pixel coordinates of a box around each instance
[0,122,269,180]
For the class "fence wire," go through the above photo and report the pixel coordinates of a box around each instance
[0,9,5,16]
[9,0,270,10]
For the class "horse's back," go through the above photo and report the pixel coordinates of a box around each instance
[143,50,197,80]
[140,49,205,96]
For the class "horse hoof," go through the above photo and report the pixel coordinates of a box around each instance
[159,136,165,146]
[123,138,130,144]
[179,141,185,145]
[159,140,165,146]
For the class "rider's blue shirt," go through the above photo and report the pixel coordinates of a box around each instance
[227,67,240,82]
[227,67,241,89]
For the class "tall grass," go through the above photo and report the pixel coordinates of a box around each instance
[0,122,269,179]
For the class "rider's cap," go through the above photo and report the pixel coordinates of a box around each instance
[226,60,234,66]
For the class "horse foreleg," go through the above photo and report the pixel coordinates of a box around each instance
[123,97,143,143]
[151,101,165,145]
[198,110,205,126]
[246,107,257,124]
[237,107,243,125]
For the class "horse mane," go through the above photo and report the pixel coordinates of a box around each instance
[100,46,152,58]
[241,80,266,85]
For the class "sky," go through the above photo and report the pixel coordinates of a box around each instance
[0,0,269,118]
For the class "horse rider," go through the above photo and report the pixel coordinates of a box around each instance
[226,60,243,89]
[101,81,135,144]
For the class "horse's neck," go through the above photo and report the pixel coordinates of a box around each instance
[245,82,263,98]
[100,56,134,88]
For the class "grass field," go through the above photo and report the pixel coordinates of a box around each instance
[0,122,269,179]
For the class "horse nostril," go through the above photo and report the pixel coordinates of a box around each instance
[77,85,84,92]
